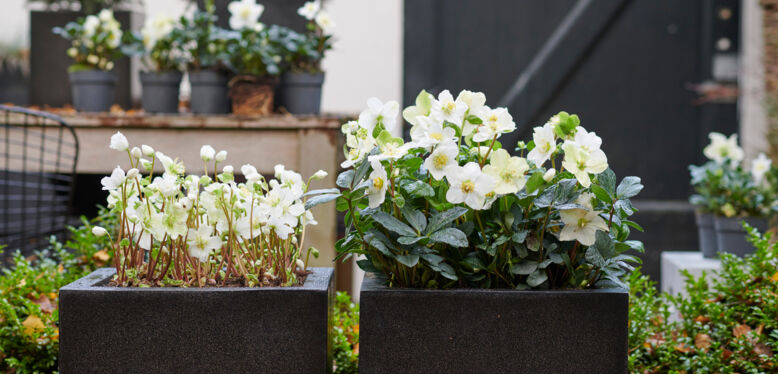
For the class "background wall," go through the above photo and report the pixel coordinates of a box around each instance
[1,0,403,114]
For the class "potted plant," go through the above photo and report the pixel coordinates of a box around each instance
[59,132,337,372]
[179,0,233,114]
[53,9,124,112]
[276,1,335,115]
[689,132,775,257]
[29,0,141,108]
[126,14,187,114]
[331,89,645,372]
[223,0,282,115]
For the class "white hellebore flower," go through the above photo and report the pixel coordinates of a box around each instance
[228,0,265,30]
[456,89,486,114]
[200,145,215,161]
[98,9,114,23]
[141,145,154,157]
[130,147,142,158]
[559,193,609,246]
[187,225,222,262]
[367,160,388,208]
[444,162,496,210]
[472,106,516,143]
[703,132,744,164]
[358,97,400,134]
[482,149,529,195]
[572,126,603,153]
[527,123,556,166]
[410,115,457,149]
[101,166,125,191]
[430,90,467,127]
[215,150,228,162]
[561,142,608,188]
[91,226,108,237]
[423,141,459,181]
[83,15,100,37]
[298,1,320,20]
[141,14,175,49]
[751,152,772,184]
[312,170,328,180]
[543,168,556,182]
[315,11,335,33]
[109,131,129,152]
[296,258,306,269]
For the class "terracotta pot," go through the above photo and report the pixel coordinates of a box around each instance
[229,76,277,115]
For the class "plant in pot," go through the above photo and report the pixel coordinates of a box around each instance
[53,9,124,112]
[125,14,188,114]
[330,89,645,373]
[179,0,233,114]
[275,1,335,115]
[689,132,776,257]
[224,0,282,116]
[59,132,338,372]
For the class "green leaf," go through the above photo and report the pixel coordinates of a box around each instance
[421,253,444,265]
[370,212,416,237]
[357,258,379,273]
[354,154,374,184]
[616,176,643,199]
[527,269,548,287]
[304,194,340,210]
[401,206,427,233]
[397,236,424,245]
[614,199,635,216]
[590,184,612,204]
[429,228,468,248]
[593,230,616,259]
[399,179,435,198]
[303,188,341,197]
[525,171,545,193]
[510,260,538,275]
[425,207,468,234]
[396,254,420,267]
[622,240,645,253]
[466,114,483,124]
[596,169,617,195]
[624,220,644,232]
[585,246,606,268]
[511,230,528,244]
[336,170,354,188]
[364,230,394,256]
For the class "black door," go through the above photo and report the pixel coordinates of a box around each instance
[404,0,741,284]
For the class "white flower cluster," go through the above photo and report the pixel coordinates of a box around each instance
[297,1,336,33]
[141,14,176,50]
[103,131,323,263]
[341,90,616,245]
[703,132,771,184]
[67,9,122,70]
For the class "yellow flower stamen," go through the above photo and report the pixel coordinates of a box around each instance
[461,180,475,193]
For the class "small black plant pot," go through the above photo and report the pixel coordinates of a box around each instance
[189,70,230,114]
[696,211,718,258]
[140,71,182,114]
[713,216,768,257]
[359,275,628,374]
[278,72,325,114]
[59,267,333,373]
[69,70,117,112]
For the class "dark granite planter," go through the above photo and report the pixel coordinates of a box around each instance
[696,211,718,258]
[713,216,768,257]
[69,70,117,112]
[278,72,325,114]
[60,267,333,374]
[189,70,230,114]
[360,275,628,374]
[140,71,182,113]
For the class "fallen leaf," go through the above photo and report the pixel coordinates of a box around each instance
[22,315,45,335]
[754,342,773,356]
[695,333,712,352]
[733,324,752,338]
[674,344,692,353]
[756,324,764,335]
[57,264,64,273]
[694,315,710,324]
[771,272,778,282]
[93,250,110,263]
[722,349,733,360]
[29,294,55,314]
[353,342,359,355]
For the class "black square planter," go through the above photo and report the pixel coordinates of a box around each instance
[359,275,628,374]
[60,267,333,373]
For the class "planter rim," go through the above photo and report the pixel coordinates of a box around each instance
[361,274,627,296]
[61,267,333,293]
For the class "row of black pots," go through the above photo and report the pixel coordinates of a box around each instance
[59,268,628,373]
[695,211,768,258]
[68,69,324,115]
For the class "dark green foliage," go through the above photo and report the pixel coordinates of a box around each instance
[331,292,358,374]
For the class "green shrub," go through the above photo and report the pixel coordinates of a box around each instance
[332,291,359,374]
[629,225,778,373]
[0,213,113,373]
